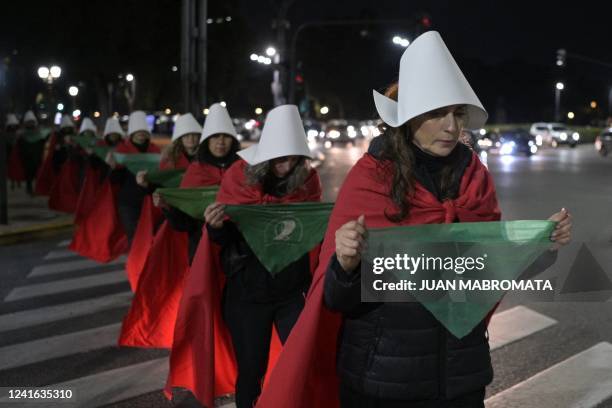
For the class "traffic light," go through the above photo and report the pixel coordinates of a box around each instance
[556,49,566,67]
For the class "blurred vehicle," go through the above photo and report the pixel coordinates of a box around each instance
[594,128,612,157]
[495,129,538,156]
[529,122,579,148]
[233,118,262,141]
[324,119,355,146]
[303,118,326,167]
[304,119,324,141]
[358,119,384,140]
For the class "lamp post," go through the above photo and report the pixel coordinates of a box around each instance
[37,65,61,113]
[554,82,564,122]
[68,85,79,111]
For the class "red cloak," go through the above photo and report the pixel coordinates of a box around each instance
[48,153,82,213]
[68,139,160,262]
[7,142,26,182]
[164,160,322,408]
[254,152,501,408]
[34,133,58,196]
[68,179,129,263]
[125,152,191,291]
[119,161,226,347]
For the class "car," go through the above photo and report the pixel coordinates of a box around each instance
[494,129,538,156]
[324,119,356,145]
[529,122,579,148]
[595,128,612,156]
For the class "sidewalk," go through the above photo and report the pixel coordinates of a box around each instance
[0,186,73,245]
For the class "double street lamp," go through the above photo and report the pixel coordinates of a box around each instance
[37,65,61,84]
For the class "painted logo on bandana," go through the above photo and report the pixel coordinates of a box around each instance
[265,216,303,245]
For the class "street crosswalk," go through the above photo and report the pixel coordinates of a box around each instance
[1,238,611,407]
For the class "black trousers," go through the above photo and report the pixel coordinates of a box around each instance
[223,290,305,408]
[340,384,485,408]
[117,204,141,246]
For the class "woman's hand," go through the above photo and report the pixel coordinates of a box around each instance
[152,192,167,209]
[105,152,117,169]
[548,208,572,251]
[136,170,149,188]
[204,202,225,229]
[335,215,367,273]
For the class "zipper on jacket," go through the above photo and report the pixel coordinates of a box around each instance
[438,327,447,399]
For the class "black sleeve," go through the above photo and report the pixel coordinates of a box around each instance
[109,167,128,184]
[519,249,559,280]
[323,253,362,314]
[163,206,198,233]
[206,220,240,247]
[51,146,67,171]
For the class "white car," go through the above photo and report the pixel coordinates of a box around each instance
[529,122,579,148]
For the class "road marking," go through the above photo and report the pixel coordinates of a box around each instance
[489,306,558,351]
[4,271,126,302]
[485,342,612,407]
[0,292,132,333]
[0,323,121,370]
[0,358,168,407]
[43,249,79,260]
[57,239,70,247]
[28,256,126,278]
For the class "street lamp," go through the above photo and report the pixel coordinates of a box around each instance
[255,107,263,115]
[126,73,134,82]
[320,106,329,115]
[266,47,277,57]
[392,35,410,47]
[68,86,79,96]
[37,65,62,84]
[554,82,564,121]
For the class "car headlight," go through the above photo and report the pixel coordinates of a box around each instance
[572,132,580,141]
[328,130,340,139]
[530,145,538,154]
[500,142,515,155]
[528,140,534,146]
[307,129,318,139]
[560,132,567,141]
[348,130,357,138]
[535,135,543,146]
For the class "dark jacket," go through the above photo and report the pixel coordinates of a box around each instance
[324,137,556,402]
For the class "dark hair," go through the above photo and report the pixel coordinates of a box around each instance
[163,136,190,168]
[377,83,461,223]
[196,134,240,164]
[244,157,310,196]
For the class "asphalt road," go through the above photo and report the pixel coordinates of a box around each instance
[1,140,611,407]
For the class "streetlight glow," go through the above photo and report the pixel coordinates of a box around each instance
[72,109,81,118]
[250,53,259,61]
[126,73,134,82]
[37,67,49,79]
[203,108,209,115]
[68,86,79,96]
[590,101,597,109]
[171,66,178,72]
[263,58,272,65]
[556,82,565,90]
[164,108,171,115]
[220,101,227,107]
[266,47,277,57]
[50,65,61,78]
[57,103,64,111]
[255,107,263,115]
[94,111,101,118]
[567,112,575,119]
[320,106,329,115]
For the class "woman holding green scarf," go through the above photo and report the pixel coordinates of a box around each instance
[256,31,573,408]
[18,111,47,195]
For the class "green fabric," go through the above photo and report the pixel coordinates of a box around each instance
[21,129,46,143]
[156,186,219,220]
[72,135,97,150]
[362,220,555,338]
[92,146,111,160]
[224,203,335,275]
[145,169,185,188]
[113,152,161,174]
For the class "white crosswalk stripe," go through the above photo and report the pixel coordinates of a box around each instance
[0,358,168,408]
[0,292,131,333]
[485,342,612,407]
[57,239,71,247]
[488,306,558,351]
[4,270,126,302]
[28,256,126,278]
[43,249,79,260]
[0,324,121,370]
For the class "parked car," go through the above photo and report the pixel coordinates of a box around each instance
[595,128,612,156]
[529,122,579,148]
[495,129,538,156]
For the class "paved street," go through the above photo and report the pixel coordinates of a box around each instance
[1,141,611,407]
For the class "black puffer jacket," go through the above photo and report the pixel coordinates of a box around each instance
[324,139,490,401]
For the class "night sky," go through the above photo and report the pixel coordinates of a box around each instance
[1,0,610,124]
